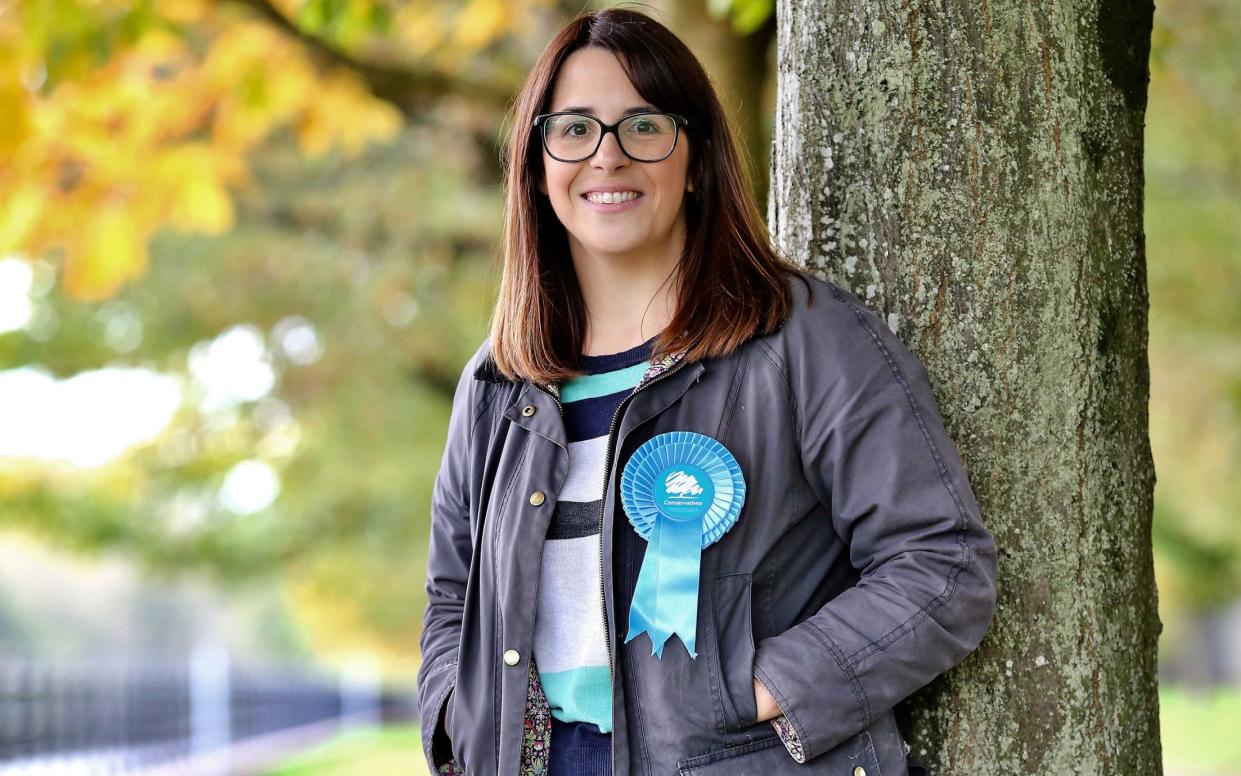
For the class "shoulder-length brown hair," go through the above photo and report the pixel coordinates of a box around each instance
[489,6,809,385]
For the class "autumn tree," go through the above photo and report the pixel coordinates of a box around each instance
[0,0,560,672]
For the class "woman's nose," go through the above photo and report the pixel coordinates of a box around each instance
[591,130,630,170]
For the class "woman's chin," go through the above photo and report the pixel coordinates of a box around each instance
[575,237,651,261]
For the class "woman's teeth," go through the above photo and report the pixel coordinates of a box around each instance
[585,191,640,204]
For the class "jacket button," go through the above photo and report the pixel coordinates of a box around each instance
[529,491,546,506]
[503,649,520,666]
[521,404,536,417]
[853,768,866,776]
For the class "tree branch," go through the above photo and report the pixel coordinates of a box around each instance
[223,0,517,115]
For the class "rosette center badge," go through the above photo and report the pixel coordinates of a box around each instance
[620,431,746,659]
[656,464,714,521]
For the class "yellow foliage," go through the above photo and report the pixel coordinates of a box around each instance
[1,0,549,299]
[397,3,451,55]
[297,71,403,157]
[155,0,210,24]
[453,0,510,52]
[0,184,44,253]
[66,207,150,300]
[204,22,318,151]
[0,2,406,300]
[0,74,31,162]
[154,144,243,234]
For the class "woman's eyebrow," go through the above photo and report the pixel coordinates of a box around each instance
[556,104,660,115]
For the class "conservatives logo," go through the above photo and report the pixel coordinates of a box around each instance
[664,470,704,497]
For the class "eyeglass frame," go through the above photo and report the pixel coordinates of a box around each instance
[533,111,690,163]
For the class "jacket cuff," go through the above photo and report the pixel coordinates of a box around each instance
[753,622,867,761]
[419,660,459,774]
[770,714,807,763]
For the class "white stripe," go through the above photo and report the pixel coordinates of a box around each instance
[533,535,609,673]
[559,436,609,502]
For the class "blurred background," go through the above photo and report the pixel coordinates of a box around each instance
[0,0,1237,773]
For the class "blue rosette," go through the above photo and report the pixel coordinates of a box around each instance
[620,431,746,659]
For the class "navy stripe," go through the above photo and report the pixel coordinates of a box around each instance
[549,718,611,775]
[577,335,657,373]
[562,389,633,442]
[547,500,603,539]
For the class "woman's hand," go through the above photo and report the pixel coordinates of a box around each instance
[753,675,782,722]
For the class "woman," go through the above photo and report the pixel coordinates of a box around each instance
[417,8,997,776]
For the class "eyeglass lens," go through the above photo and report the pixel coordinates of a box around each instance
[542,113,678,162]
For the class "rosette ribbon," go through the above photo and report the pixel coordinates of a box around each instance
[620,431,746,660]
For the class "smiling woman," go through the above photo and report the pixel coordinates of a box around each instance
[486,9,796,378]
[415,8,997,776]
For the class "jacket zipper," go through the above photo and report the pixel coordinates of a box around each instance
[535,355,690,767]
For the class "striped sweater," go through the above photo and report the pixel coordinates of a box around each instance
[532,335,657,741]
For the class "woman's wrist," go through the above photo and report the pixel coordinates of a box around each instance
[753,675,782,722]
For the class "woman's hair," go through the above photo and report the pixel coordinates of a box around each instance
[489,6,809,385]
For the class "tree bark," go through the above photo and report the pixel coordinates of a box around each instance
[769,0,1160,772]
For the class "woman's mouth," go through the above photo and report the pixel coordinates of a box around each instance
[582,191,643,212]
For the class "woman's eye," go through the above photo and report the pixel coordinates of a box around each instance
[564,122,590,136]
[630,120,656,133]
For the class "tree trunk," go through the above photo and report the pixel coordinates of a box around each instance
[768,0,1160,773]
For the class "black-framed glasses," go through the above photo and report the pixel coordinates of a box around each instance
[533,111,689,163]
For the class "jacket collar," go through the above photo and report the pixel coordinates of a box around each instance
[472,313,788,393]
[472,341,691,399]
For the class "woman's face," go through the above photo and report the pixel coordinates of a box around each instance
[538,46,692,267]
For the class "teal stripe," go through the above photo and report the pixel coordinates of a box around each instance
[539,667,613,732]
[560,361,649,403]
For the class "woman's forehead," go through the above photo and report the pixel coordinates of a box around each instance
[548,47,652,114]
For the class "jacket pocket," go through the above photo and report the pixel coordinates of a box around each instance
[712,573,757,732]
[676,727,884,775]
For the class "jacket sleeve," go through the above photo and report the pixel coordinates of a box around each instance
[752,285,999,762]
[416,351,485,775]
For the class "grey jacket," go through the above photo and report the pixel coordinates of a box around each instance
[417,270,998,775]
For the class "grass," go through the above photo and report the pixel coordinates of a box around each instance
[263,725,428,776]
[263,686,1241,775]
[1161,686,1241,775]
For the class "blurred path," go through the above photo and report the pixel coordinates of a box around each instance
[133,718,352,776]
